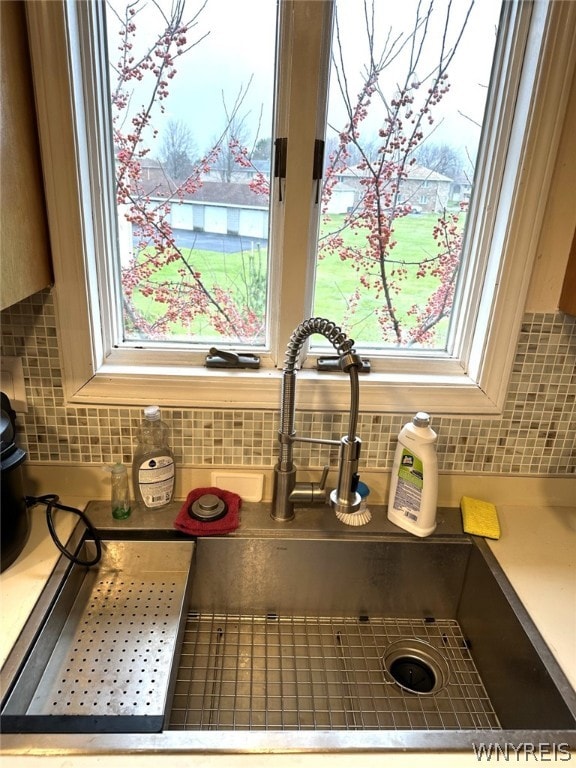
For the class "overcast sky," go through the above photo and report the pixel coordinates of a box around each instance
[107,0,501,165]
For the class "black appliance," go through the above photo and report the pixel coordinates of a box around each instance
[1,392,30,572]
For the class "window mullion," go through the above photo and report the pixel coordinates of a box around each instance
[274,1,333,363]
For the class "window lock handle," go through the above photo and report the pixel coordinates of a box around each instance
[205,348,261,369]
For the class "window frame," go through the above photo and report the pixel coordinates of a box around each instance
[25,0,576,414]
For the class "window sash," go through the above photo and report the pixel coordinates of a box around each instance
[25,0,576,413]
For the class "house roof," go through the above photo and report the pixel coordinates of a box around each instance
[336,162,453,183]
[136,163,268,207]
[179,181,268,207]
[406,163,453,183]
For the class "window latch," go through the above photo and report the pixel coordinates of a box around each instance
[205,347,261,369]
[313,139,325,204]
[316,356,371,373]
[274,137,288,202]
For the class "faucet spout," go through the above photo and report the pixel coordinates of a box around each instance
[271,318,365,523]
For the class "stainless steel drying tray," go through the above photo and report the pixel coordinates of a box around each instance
[1,539,195,733]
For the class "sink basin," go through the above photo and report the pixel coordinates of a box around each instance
[1,502,575,754]
[175,533,575,735]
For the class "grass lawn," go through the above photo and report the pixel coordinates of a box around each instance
[127,212,458,346]
[314,213,445,343]
[126,245,267,341]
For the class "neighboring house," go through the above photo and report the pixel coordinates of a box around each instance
[203,158,271,185]
[450,171,473,205]
[324,182,357,215]
[397,164,453,213]
[328,163,453,214]
[129,158,453,247]
[133,160,269,240]
[169,181,268,240]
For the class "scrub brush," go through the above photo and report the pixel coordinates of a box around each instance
[336,507,372,526]
[335,481,372,526]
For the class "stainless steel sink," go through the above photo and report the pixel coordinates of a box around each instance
[177,533,574,735]
[1,501,575,755]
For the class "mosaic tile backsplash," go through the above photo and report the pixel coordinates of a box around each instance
[1,290,575,475]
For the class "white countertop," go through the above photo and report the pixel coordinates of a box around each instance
[1,501,574,767]
[486,504,576,692]
[0,504,78,671]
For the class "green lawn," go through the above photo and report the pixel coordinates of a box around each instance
[314,213,446,343]
[127,212,459,346]
[126,246,267,341]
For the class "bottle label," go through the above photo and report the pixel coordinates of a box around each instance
[137,456,175,508]
[393,449,423,522]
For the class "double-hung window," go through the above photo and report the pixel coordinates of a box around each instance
[26,0,575,412]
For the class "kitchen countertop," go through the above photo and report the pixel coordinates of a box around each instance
[1,499,574,767]
[0,502,78,671]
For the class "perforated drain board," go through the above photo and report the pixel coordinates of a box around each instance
[170,614,501,731]
[3,540,194,733]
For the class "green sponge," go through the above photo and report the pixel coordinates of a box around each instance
[460,496,501,539]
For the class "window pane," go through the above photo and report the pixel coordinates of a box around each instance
[106,0,276,347]
[313,0,502,351]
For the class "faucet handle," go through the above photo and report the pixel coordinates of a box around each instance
[289,465,330,505]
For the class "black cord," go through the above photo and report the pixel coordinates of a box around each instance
[25,494,102,567]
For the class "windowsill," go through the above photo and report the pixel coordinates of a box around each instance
[69,364,502,415]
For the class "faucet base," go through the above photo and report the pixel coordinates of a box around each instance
[271,466,296,522]
[270,510,295,522]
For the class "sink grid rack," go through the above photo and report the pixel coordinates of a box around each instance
[169,613,501,731]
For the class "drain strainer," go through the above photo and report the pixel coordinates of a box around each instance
[382,638,450,695]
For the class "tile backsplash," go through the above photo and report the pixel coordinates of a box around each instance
[1,290,575,475]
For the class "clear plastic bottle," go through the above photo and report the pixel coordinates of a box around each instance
[132,405,175,509]
[387,412,438,537]
[109,463,131,520]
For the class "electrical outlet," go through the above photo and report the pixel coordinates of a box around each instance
[0,357,28,412]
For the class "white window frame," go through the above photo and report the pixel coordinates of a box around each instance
[26,1,576,414]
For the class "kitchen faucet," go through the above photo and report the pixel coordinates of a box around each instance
[271,317,367,524]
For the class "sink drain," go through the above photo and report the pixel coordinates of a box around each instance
[382,638,450,695]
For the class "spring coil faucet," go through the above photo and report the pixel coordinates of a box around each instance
[272,318,365,523]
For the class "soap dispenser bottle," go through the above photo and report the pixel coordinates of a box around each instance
[132,405,175,509]
[387,412,438,537]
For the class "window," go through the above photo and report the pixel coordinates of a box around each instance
[26,1,575,412]
[311,0,500,354]
[106,0,498,355]
[106,0,276,349]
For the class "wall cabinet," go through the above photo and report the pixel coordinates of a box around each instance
[0,1,52,311]
[559,228,576,316]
